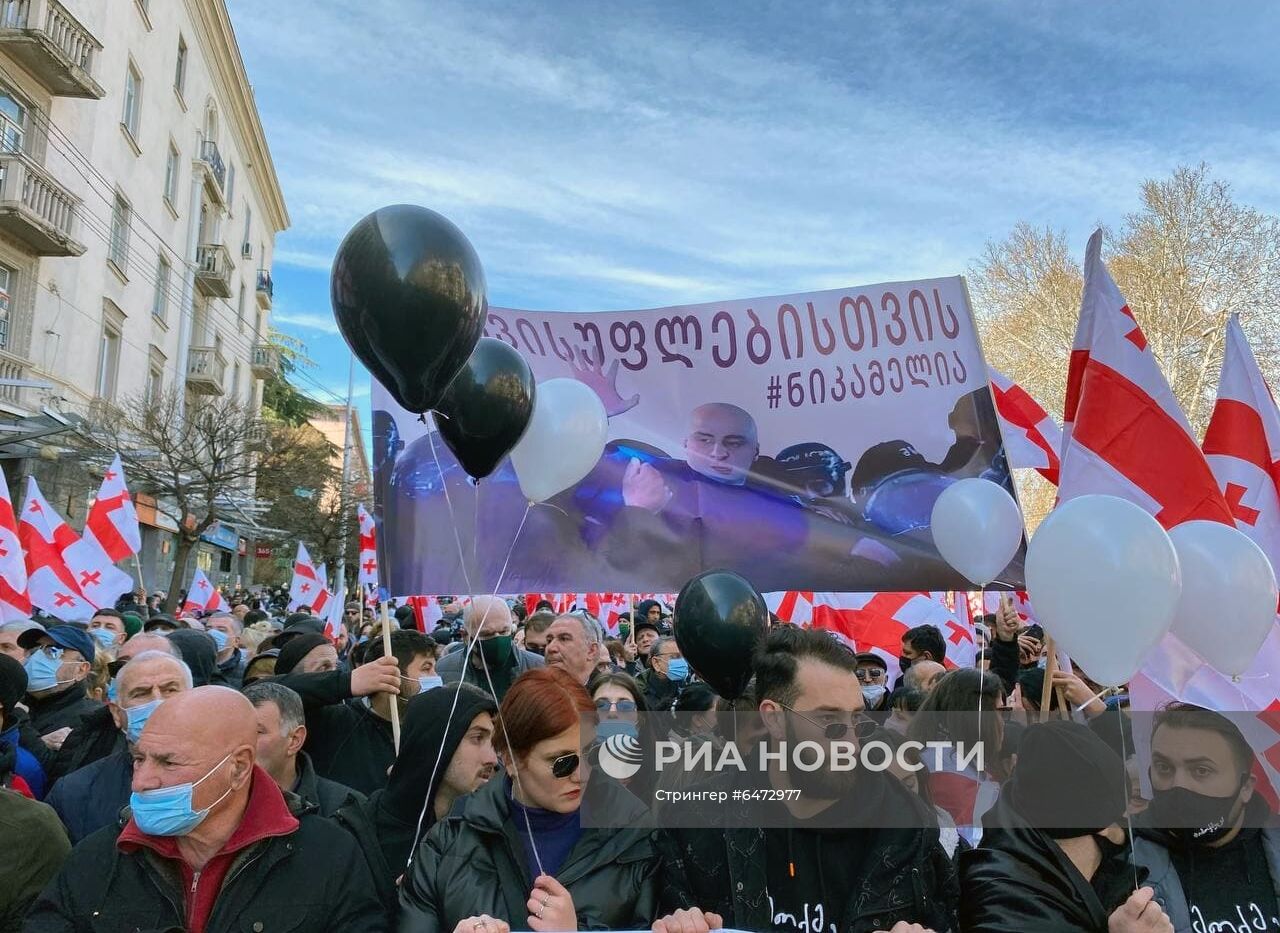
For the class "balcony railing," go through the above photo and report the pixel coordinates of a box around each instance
[199,139,226,203]
[0,150,83,256]
[0,0,103,98]
[194,243,233,298]
[0,349,26,407]
[186,346,226,396]
[255,269,273,308]
[250,343,278,380]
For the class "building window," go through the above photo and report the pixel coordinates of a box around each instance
[226,164,235,205]
[236,282,246,330]
[109,194,131,271]
[242,207,251,253]
[0,264,12,350]
[122,64,142,138]
[96,323,121,400]
[163,143,179,204]
[174,38,187,96]
[231,361,241,402]
[153,255,170,322]
[0,91,26,153]
[145,355,163,404]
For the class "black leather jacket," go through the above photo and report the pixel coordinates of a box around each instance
[399,774,659,933]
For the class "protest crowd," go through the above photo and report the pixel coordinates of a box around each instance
[3,214,1280,933]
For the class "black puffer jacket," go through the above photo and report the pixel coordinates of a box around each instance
[399,774,659,933]
[656,767,958,933]
[47,705,123,783]
[959,793,1142,932]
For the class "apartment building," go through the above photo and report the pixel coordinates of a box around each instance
[0,0,289,591]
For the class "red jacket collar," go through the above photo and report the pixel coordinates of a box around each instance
[119,765,299,858]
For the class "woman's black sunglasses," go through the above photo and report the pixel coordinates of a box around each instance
[551,753,580,779]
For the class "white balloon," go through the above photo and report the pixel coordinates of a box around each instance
[510,378,609,503]
[1168,521,1278,677]
[929,477,1024,586]
[1025,495,1181,687]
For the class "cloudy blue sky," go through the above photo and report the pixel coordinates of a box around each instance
[224,0,1280,451]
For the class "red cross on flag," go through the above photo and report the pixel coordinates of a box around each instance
[182,569,230,615]
[1059,229,1233,529]
[288,543,321,611]
[311,562,332,618]
[357,503,378,589]
[766,591,976,670]
[84,454,142,563]
[0,476,30,622]
[18,477,94,620]
[988,368,1062,484]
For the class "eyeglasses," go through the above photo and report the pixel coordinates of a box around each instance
[31,644,65,661]
[526,644,545,656]
[781,704,876,741]
[550,753,580,779]
[854,669,885,683]
[595,698,637,713]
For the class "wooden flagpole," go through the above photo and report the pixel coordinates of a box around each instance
[380,599,401,751]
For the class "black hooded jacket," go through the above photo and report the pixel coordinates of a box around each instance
[960,793,1142,932]
[166,629,217,687]
[335,685,498,921]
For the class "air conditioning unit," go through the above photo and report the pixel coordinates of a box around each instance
[241,243,252,259]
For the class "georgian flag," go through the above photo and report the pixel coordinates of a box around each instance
[357,504,378,589]
[287,543,322,611]
[182,569,229,615]
[1133,315,1280,806]
[988,368,1062,484]
[1058,229,1233,528]
[311,563,332,618]
[766,591,975,670]
[84,454,142,562]
[18,477,95,620]
[0,477,30,621]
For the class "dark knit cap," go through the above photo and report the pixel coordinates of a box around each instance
[1008,719,1127,838]
[275,633,331,675]
[0,654,26,714]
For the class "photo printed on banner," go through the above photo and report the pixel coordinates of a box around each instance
[374,277,1025,595]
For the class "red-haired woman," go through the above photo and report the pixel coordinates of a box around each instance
[399,666,658,933]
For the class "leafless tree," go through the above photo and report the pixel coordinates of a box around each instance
[970,164,1280,524]
[89,389,308,612]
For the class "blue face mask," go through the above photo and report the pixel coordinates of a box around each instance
[124,698,162,745]
[665,657,690,682]
[90,627,118,650]
[107,675,119,704]
[130,752,234,836]
[418,674,443,693]
[206,628,229,653]
[24,651,74,693]
[596,719,639,742]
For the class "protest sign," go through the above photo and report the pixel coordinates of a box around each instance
[374,277,1023,594]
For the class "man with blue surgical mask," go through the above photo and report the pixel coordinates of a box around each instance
[87,609,127,653]
[27,686,388,932]
[643,636,687,714]
[204,613,246,689]
[45,650,192,842]
[17,625,99,740]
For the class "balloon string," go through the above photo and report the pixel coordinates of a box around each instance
[1118,705,1140,892]
[427,424,478,599]
[405,502,533,872]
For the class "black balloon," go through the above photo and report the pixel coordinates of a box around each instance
[331,205,486,413]
[673,570,768,700]
[434,338,536,479]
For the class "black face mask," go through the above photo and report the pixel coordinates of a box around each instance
[899,655,913,674]
[1093,832,1127,863]
[1148,780,1245,846]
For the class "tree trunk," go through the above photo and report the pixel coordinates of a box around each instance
[164,535,197,614]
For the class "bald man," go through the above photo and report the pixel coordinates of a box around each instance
[46,651,192,843]
[27,686,387,933]
[436,596,544,701]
